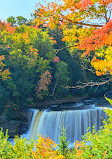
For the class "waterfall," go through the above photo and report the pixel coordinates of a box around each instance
[28,106,107,145]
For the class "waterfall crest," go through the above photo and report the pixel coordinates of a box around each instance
[28,106,107,144]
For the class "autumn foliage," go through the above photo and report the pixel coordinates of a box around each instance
[0,109,112,158]
[32,135,64,159]
[0,55,10,81]
[36,70,52,99]
[35,0,112,76]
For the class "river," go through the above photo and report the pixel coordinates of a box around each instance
[21,97,112,147]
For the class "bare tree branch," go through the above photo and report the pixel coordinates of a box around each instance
[51,77,59,97]
[60,13,104,27]
[55,44,78,54]
[73,21,104,27]
[66,79,111,89]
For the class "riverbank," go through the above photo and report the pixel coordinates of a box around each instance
[1,94,110,138]
[28,95,89,109]
[0,95,89,137]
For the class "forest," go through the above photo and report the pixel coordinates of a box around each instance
[0,0,112,158]
[0,15,111,115]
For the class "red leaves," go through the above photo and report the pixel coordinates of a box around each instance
[53,56,60,62]
[79,19,112,56]
[76,0,93,10]
[36,70,52,99]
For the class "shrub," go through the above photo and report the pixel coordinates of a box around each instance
[0,109,112,159]
[71,109,112,159]
[32,135,65,159]
[58,127,69,157]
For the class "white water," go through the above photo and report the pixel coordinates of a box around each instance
[27,105,107,145]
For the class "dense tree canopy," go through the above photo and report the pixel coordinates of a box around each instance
[35,0,112,76]
[0,3,111,116]
[0,20,57,110]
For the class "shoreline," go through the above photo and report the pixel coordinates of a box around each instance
[28,95,89,109]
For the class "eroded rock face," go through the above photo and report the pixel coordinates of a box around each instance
[0,109,33,138]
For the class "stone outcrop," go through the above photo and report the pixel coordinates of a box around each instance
[0,110,33,138]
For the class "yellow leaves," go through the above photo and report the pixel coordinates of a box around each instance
[91,46,112,76]
[91,58,108,75]
[62,25,77,42]
[32,135,65,159]
[0,55,11,80]
[22,31,30,44]
[74,140,85,150]
[105,46,112,61]
[0,55,5,61]
[1,68,11,81]
[34,0,112,57]
[67,12,81,22]
[12,31,30,48]
[95,71,102,76]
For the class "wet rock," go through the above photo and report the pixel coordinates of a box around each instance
[0,109,32,138]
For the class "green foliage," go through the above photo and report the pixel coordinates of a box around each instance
[51,61,70,98]
[0,129,34,159]
[58,127,69,157]
[104,95,112,105]
[0,109,112,158]
[0,18,111,118]
[71,109,112,159]
[6,16,16,26]
[7,16,29,26]
[0,23,56,111]
[0,128,12,159]
[55,61,69,87]
[10,136,34,159]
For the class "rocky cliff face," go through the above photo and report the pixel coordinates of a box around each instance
[0,109,33,138]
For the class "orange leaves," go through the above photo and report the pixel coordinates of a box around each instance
[99,0,112,5]
[75,149,84,159]
[34,0,112,77]
[79,19,112,56]
[95,70,102,76]
[0,55,11,80]
[22,31,30,44]
[34,1,64,29]
[76,0,93,10]
[74,140,85,150]
[32,135,65,159]
[0,55,5,61]
[0,20,15,35]
[30,48,38,55]
[5,22,15,34]
[50,37,57,44]
[74,140,85,159]
[0,20,5,30]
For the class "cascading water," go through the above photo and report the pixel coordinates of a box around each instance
[27,102,108,145]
